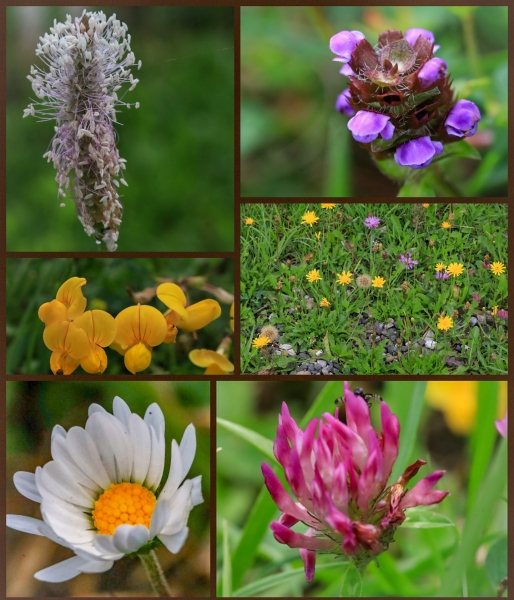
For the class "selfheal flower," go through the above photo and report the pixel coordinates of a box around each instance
[6,396,202,583]
[435,271,449,280]
[417,58,447,88]
[24,11,141,251]
[348,111,394,143]
[445,99,481,138]
[404,28,439,51]
[330,30,365,63]
[395,137,443,169]
[336,89,356,116]
[262,383,448,581]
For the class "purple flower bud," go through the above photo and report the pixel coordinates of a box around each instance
[404,28,439,51]
[445,99,481,138]
[347,111,394,143]
[330,30,365,63]
[335,89,355,116]
[417,58,448,88]
[394,136,443,169]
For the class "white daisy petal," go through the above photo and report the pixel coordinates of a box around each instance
[129,413,151,485]
[179,424,197,481]
[112,524,150,554]
[92,535,125,560]
[159,480,192,535]
[88,403,107,417]
[112,396,132,429]
[41,500,95,544]
[51,434,103,493]
[65,426,111,489]
[51,424,67,440]
[149,497,171,538]
[85,412,132,482]
[190,475,204,506]
[144,403,165,447]
[13,471,42,503]
[158,527,189,554]
[144,426,165,491]
[7,515,47,536]
[34,556,93,583]
[79,558,114,574]
[41,461,96,508]
[158,440,182,501]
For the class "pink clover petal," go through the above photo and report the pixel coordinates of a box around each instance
[344,389,374,449]
[357,447,383,514]
[279,513,299,528]
[332,462,349,515]
[299,419,318,485]
[280,402,300,444]
[397,458,427,486]
[400,470,448,509]
[300,545,316,582]
[270,522,335,551]
[285,448,313,511]
[273,424,291,467]
[323,413,368,471]
[496,414,507,438]
[329,30,366,62]
[380,401,400,484]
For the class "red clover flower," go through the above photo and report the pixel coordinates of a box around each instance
[24,10,141,251]
[262,383,448,581]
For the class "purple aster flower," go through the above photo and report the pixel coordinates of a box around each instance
[335,89,355,116]
[262,383,448,582]
[394,136,443,169]
[435,271,449,280]
[329,30,365,63]
[445,99,481,138]
[399,253,418,269]
[348,111,394,143]
[418,58,448,88]
[497,309,508,320]
[495,414,507,438]
[364,216,380,228]
[404,28,440,52]
[471,293,482,302]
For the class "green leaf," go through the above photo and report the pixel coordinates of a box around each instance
[217,418,277,464]
[222,519,232,597]
[436,140,481,162]
[398,177,436,197]
[233,563,343,597]
[485,536,507,589]
[402,508,456,529]
[300,381,343,426]
[341,564,362,597]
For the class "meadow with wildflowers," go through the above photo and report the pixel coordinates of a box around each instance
[217,380,507,597]
[241,203,507,374]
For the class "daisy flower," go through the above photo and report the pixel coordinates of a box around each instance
[364,216,380,228]
[446,263,464,277]
[306,269,322,283]
[244,218,254,225]
[490,261,506,276]
[441,222,451,229]
[320,298,331,307]
[372,276,386,288]
[252,336,270,349]
[301,211,319,227]
[437,315,454,331]
[6,397,202,584]
[435,263,446,272]
[337,270,353,285]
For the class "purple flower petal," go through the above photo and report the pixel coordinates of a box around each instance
[340,63,355,76]
[335,89,355,116]
[496,414,507,438]
[270,521,335,550]
[330,30,365,62]
[418,58,447,88]
[299,534,317,582]
[445,99,481,138]
[404,27,438,51]
[348,111,394,143]
[380,402,400,484]
[400,470,449,509]
[394,136,443,169]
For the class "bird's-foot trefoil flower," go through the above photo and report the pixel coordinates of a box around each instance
[38,277,88,325]
[43,321,91,374]
[262,383,448,581]
[73,310,117,373]
[24,11,141,251]
[112,304,167,374]
[6,396,202,585]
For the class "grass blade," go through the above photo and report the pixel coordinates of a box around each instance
[222,519,232,597]
[217,417,276,464]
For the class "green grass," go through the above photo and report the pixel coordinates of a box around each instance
[216,380,507,597]
[241,203,508,375]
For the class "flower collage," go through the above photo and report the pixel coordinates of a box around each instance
[5,5,509,600]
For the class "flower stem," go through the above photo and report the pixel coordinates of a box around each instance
[139,550,171,597]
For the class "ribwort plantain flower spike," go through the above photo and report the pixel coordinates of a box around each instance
[24,10,141,251]
[330,28,481,170]
[262,382,448,581]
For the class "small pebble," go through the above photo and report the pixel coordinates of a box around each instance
[425,339,437,350]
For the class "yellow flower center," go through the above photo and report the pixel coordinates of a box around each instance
[92,482,156,535]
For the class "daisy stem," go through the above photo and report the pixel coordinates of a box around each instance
[139,550,171,597]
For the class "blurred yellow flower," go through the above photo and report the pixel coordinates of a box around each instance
[245,217,254,225]
[320,298,331,307]
[446,263,464,277]
[301,211,319,227]
[437,315,453,331]
[229,302,234,331]
[441,222,451,229]
[491,305,498,316]
[337,271,353,285]
[321,204,336,209]
[490,261,506,276]
[306,269,322,283]
[372,276,386,288]
[189,349,234,374]
[422,203,430,208]
[315,232,321,240]
[435,263,446,272]
[252,336,270,349]
[426,381,508,435]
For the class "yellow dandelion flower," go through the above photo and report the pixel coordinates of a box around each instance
[491,306,499,316]
[441,222,451,229]
[422,203,430,209]
[302,211,319,227]
[320,298,331,307]
[315,231,321,240]
[437,315,454,331]
[306,269,322,283]
[252,336,270,349]
[337,271,353,285]
[321,204,336,209]
[490,261,506,276]
[446,262,464,277]
[245,217,254,225]
[372,276,386,288]
[435,263,446,272]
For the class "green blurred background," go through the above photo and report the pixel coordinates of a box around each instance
[7,257,234,374]
[241,6,508,197]
[7,6,234,251]
[7,380,210,597]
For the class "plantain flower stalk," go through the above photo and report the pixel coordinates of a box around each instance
[24,10,141,251]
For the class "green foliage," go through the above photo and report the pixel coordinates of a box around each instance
[6,257,234,374]
[7,6,234,251]
[241,203,507,374]
[240,6,507,197]
[216,381,507,597]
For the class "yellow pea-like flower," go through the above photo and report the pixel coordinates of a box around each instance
[229,302,234,332]
[38,298,68,326]
[55,277,87,320]
[189,349,234,374]
[73,310,117,374]
[43,321,90,375]
[113,304,167,374]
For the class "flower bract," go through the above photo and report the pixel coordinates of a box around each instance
[6,396,202,582]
